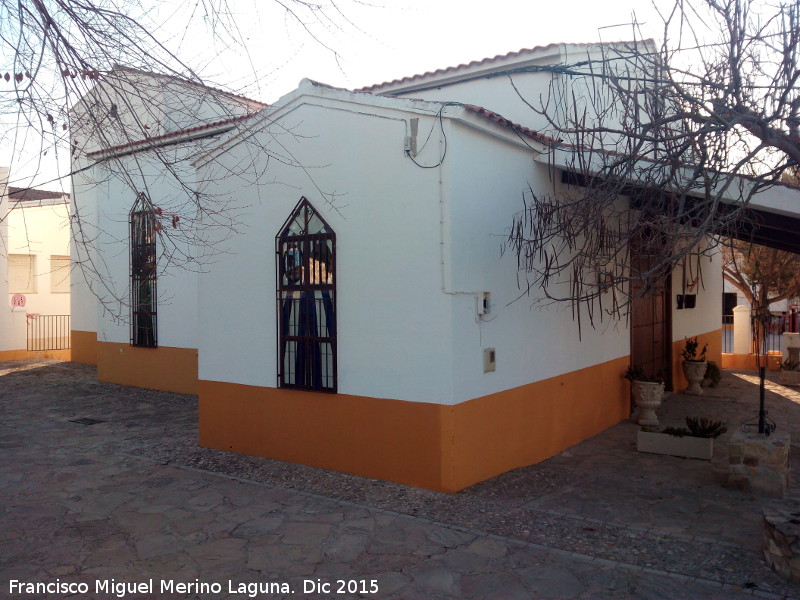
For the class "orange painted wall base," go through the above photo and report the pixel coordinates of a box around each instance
[199,355,630,493]
[97,342,198,394]
[672,328,722,392]
[0,348,71,362]
[71,330,98,365]
[721,352,782,371]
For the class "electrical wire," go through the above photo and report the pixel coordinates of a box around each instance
[405,101,462,169]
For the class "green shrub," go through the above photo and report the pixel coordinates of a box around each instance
[681,337,708,362]
[704,361,721,387]
[658,417,727,438]
[623,364,664,383]
[685,417,727,438]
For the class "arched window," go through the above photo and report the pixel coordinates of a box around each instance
[130,193,158,347]
[276,197,336,392]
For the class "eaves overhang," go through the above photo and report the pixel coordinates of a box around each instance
[86,114,256,162]
[542,148,800,254]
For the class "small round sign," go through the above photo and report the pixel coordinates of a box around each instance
[11,294,26,307]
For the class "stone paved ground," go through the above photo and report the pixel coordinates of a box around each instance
[2,359,800,599]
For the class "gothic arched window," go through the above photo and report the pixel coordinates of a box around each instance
[130,193,158,347]
[276,197,336,392]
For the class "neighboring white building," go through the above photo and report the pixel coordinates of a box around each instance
[1,176,71,360]
[723,277,793,314]
[69,65,265,384]
[70,44,725,492]
[0,166,10,358]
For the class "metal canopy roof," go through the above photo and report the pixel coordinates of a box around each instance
[561,170,800,256]
[725,206,800,255]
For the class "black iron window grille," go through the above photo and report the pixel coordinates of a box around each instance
[276,197,336,392]
[130,193,158,347]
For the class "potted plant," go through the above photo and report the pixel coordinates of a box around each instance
[624,364,665,426]
[681,337,708,396]
[779,359,800,387]
[702,360,721,388]
[637,416,727,460]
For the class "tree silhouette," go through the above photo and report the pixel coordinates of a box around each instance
[508,0,800,326]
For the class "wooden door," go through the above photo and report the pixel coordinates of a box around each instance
[629,236,672,390]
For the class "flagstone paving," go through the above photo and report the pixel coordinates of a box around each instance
[2,359,800,598]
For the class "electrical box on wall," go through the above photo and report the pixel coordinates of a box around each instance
[676,294,696,309]
[483,348,496,373]
[478,292,491,316]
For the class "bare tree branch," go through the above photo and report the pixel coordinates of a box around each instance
[1,0,363,319]
[506,0,800,327]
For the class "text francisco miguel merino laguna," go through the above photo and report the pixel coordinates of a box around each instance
[8,578,381,597]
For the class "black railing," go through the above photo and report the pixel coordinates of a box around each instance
[27,314,70,351]
[722,309,798,355]
[756,314,792,354]
[722,314,734,353]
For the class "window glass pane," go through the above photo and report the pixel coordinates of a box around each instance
[307,212,329,235]
[280,241,304,287]
[282,215,305,237]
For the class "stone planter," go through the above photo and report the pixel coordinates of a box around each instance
[682,360,707,395]
[763,504,800,581]
[787,346,800,363]
[637,430,713,460]
[728,431,790,498]
[780,369,800,387]
[631,381,664,426]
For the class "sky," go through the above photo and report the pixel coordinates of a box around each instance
[166,0,670,103]
[4,0,674,189]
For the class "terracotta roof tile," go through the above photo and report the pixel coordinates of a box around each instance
[87,112,258,157]
[358,42,599,93]
[463,105,560,146]
[7,187,69,201]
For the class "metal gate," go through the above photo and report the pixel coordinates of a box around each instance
[27,314,71,351]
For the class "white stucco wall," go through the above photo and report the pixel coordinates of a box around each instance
[382,45,641,146]
[196,98,454,402]
[443,123,630,401]
[69,75,725,406]
[68,67,267,347]
[0,166,13,352]
[0,183,70,353]
[723,277,791,314]
[72,147,201,349]
[69,169,100,334]
[6,200,71,317]
[68,66,268,350]
[402,73,557,135]
[723,277,747,307]
[160,82,257,133]
[71,69,260,157]
[71,75,166,156]
[671,246,723,342]
[195,87,633,406]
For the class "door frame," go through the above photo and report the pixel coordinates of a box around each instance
[629,234,673,391]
